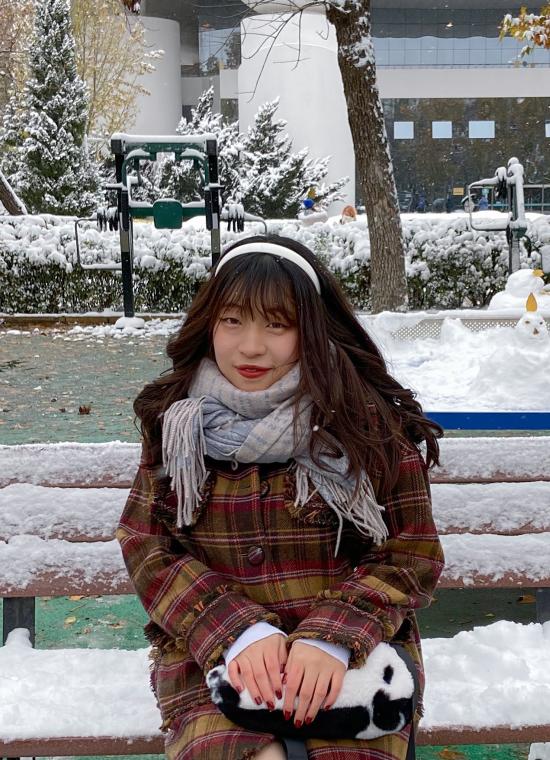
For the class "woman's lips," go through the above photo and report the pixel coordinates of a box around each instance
[236,367,270,378]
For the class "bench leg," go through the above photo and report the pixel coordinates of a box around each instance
[536,589,550,624]
[2,597,35,646]
[2,600,36,760]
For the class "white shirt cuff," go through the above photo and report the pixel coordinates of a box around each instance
[223,622,287,666]
[296,638,350,668]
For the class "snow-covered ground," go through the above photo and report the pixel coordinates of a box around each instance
[369,316,550,411]
[4,310,549,411]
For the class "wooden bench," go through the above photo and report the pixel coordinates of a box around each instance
[1,437,550,756]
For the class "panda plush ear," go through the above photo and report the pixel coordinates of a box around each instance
[206,642,417,741]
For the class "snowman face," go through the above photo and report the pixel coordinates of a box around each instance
[515,312,549,340]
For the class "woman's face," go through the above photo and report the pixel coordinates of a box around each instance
[213,304,299,391]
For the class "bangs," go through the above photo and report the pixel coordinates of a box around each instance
[212,254,297,324]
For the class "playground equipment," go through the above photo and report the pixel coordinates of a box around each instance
[75,133,223,327]
[467,157,526,275]
[467,157,550,275]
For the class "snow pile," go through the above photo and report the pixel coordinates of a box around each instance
[64,317,182,340]
[489,268,550,312]
[423,621,550,729]
[372,317,550,411]
[1,622,549,738]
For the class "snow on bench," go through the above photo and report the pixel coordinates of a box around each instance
[2,436,550,487]
[1,533,550,596]
[1,620,549,755]
[2,480,550,542]
[1,439,549,752]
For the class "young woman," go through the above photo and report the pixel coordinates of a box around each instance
[117,235,445,760]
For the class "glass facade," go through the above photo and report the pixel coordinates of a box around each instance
[383,97,550,210]
[371,6,550,67]
[199,22,241,75]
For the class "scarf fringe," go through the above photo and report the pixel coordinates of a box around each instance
[162,398,208,529]
[160,357,388,555]
[295,464,388,556]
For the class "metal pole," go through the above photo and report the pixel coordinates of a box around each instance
[206,139,222,267]
[112,137,135,318]
[3,597,35,646]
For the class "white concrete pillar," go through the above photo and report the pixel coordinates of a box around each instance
[239,10,355,208]
[131,16,182,134]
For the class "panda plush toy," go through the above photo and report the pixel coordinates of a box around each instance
[206,642,417,741]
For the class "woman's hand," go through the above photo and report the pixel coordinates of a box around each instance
[227,633,287,709]
[282,641,346,727]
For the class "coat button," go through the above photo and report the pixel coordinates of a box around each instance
[247,546,265,566]
[260,480,270,498]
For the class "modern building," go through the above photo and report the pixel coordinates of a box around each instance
[135,1,550,211]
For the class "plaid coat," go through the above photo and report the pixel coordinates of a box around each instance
[116,438,444,760]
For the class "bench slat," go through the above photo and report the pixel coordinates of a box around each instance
[2,438,550,487]
[3,533,550,596]
[3,481,550,541]
[0,736,164,756]
[417,725,550,746]
[2,724,550,756]
[2,622,548,750]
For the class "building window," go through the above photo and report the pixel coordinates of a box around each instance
[546,122,550,137]
[432,121,452,138]
[469,120,495,138]
[394,121,414,139]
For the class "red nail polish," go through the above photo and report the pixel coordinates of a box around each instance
[276,690,282,700]
[280,665,285,673]
[255,697,262,705]
[305,716,313,725]
[284,710,291,721]
[295,720,302,729]
[324,704,332,711]
[282,674,287,685]
[267,701,275,711]
[236,685,243,694]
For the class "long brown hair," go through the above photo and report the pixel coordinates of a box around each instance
[134,234,442,493]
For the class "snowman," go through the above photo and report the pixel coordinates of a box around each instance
[514,293,549,342]
[489,268,550,310]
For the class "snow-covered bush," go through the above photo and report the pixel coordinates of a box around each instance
[0,214,548,313]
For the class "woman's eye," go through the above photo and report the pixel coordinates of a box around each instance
[221,317,240,325]
[268,322,287,329]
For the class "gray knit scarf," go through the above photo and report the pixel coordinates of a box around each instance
[161,357,388,556]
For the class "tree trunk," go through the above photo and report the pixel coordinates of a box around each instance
[326,0,407,313]
[0,169,27,214]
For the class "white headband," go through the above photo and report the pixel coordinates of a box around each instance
[214,242,321,295]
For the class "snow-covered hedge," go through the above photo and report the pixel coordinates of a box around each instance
[0,213,549,313]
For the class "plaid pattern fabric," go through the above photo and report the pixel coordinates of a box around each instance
[164,704,414,760]
[116,440,444,754]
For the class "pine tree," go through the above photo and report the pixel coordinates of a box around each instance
[238,99,346,219]
[156,90,346,219]
[157,87,241,204]
[0,0,99,215]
